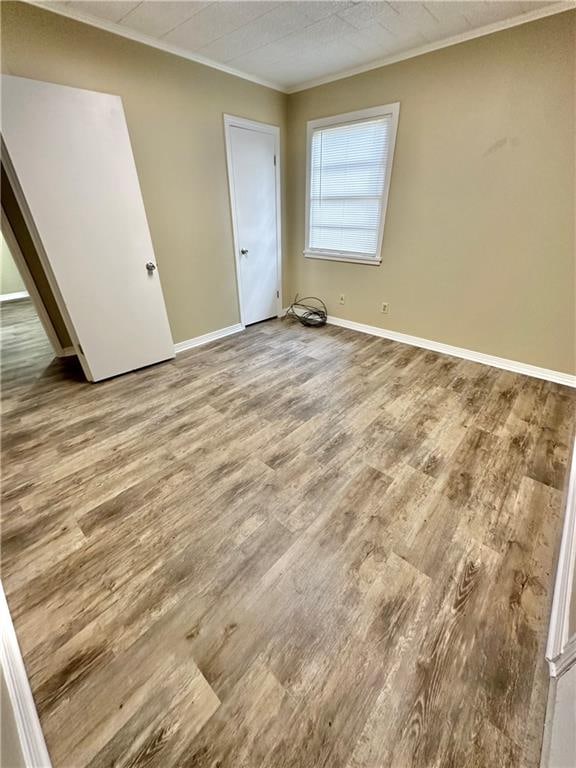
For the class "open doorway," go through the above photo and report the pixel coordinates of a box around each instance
[1,228,49,369]
[0,227,76,395]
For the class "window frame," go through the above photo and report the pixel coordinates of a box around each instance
[304,102,400,266]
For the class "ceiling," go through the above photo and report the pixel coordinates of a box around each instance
[38,1,567,91]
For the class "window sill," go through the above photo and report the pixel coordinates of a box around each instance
[303,250,381,266]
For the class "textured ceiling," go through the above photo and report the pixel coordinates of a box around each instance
[41,1,563,90]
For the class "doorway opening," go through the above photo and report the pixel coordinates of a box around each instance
[1,227,48,364]
[0,222,82,396]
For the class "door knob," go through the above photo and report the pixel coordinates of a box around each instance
[240,248,248,256]
[146,262,156,272]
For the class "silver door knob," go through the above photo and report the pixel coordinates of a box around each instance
[240,248,248,256]
[146,262,156,272]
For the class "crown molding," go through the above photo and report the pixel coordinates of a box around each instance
[24,1,575,96]
[286,1,575,94]
[25,1,288,93]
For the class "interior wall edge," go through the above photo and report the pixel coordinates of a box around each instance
[547,438,576,676]
[1,163,72,349]
[0,583,52,768]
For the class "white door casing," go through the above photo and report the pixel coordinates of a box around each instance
[224,115,281,327]
[1,75,174,382]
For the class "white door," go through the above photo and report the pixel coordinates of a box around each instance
[226,119,279,326]
[1,75,174,382]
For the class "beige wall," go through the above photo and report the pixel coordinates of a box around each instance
[286,11,576,374]
[1,1,288,344]
[0,229,26,295]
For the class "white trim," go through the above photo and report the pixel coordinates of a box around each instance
[304,103,400,266]
[547,439,576,676]
[224,115,281,136]
[305,105,400,129]
[549,636,576,678]
[174,323,244,354]
[0,582,52,768]
[325,315,576,387]
[286,3,576,93]
[0,207,65,358]
[303,251,381,267]
[0,290,29,302]
[223,114,283,327]
[26,1,285,93]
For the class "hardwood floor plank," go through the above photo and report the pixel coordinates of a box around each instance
[1,301,574,768]
[44,615,220,767]
[381,534,500,768]
[478,477,563,747]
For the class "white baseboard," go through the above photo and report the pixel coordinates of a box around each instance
[174,323,244,354]
[547,440,576,678]
[549,636,576,678]
[326,315,576,388]
[0,290,29,303]
[0,582,52,767]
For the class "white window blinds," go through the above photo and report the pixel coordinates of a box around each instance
[307,113,394,261]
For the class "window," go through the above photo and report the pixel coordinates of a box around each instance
[304,103,400,265]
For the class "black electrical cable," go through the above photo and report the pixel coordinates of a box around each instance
[285,295,327,327]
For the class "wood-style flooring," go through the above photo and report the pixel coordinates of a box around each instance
[1,298,575,768]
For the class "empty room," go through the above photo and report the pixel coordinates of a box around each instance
[1,1,575,767]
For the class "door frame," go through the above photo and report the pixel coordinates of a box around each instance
[223,114,282,327]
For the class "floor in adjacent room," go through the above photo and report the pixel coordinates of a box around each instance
[1,298,575,768]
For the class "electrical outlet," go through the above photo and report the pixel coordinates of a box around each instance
[339,294,345,305]
[381,302,390,314]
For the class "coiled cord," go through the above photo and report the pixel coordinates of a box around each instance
[285,295,327,327]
